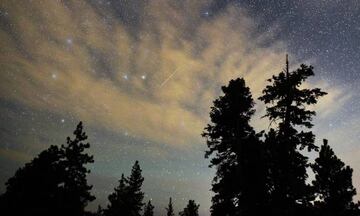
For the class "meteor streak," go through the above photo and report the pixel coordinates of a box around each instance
[159,68,179,88]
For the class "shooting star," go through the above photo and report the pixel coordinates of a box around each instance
[159,68,179,88]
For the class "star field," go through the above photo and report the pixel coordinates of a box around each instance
[0,1,359,215]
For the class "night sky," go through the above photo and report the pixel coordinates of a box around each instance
[0,1,359,215]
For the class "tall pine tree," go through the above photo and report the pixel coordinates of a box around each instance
[127,160,145,216]
[312,139,359,216]
[0,145,65,216]
[143,201,154,216]
[61,121,95,215]
[259,56,327,215]
[0,122,95,216]
[203,78,268,216]
[104,161,144,216]
[166,197,175,216]
[105,174,129,216]
[179,200,199,216]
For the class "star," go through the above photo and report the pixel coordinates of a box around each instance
[61,119,65,123]
[123,74,128,80]
[141,75,146,80]
[52,73,57,79]
[66,38,73,45]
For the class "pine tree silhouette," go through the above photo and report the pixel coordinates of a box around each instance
[104,161,144,216]
[166,197,175,216]
[203,78,268,216]
[259,56,327,215]
[0,122,94,216]
[105,174,129,216]
[128,161,145,216]
[0,145,65,216]
[179,200,199,216]
[143,200,154,216]
[61,121,95,215]
[312,139,359,216]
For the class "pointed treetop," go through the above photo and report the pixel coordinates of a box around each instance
[312,139,358,214]
[143,200,154,216]
[323,139,328,146]
[286,54,289,78]
[166,197,175,216]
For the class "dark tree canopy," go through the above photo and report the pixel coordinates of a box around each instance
[104,161,144,216]
[259,61,327,149]
[166,197,175,216]
[0,122,95,216]
[1,57,359,216]
[143,201,154,216]
[61,122,95,214]
[203,78,268,216]
[202,57,349,216]
[0,145,65,216]
[105,174,129,216]
[259,59,327,215]
[179,200,199,216]
[312,139,359,216]
[128,160,145,215]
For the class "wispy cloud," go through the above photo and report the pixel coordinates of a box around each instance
[0,0,350,149]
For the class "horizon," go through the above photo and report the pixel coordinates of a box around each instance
[1,1,359,215]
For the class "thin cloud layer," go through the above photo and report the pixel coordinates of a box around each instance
[0,0,348,148]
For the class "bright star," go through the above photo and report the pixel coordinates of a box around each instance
[66,38,73,45]
[123,74,128,80]
[141,75,146,80]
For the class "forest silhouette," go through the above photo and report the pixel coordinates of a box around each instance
[1,57,359,216]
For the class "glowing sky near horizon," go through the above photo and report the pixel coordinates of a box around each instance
[0,1,359,215]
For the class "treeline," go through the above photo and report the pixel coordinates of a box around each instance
[0,122,199,216]
[1,57,359,216]
[203,57,360,216]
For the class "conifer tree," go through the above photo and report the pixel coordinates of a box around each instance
[143,200,154,216]
[105,174,129,216]
[312,139,359,216]
[0,145,65,216]
[203,78,267,216]
[179,200,199,216]
[128,160,145,216]
[259,56,327,215]
[166,197,175,216]
[61,121,95,215]
[104,161,144,216]
[0,122,95,216]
